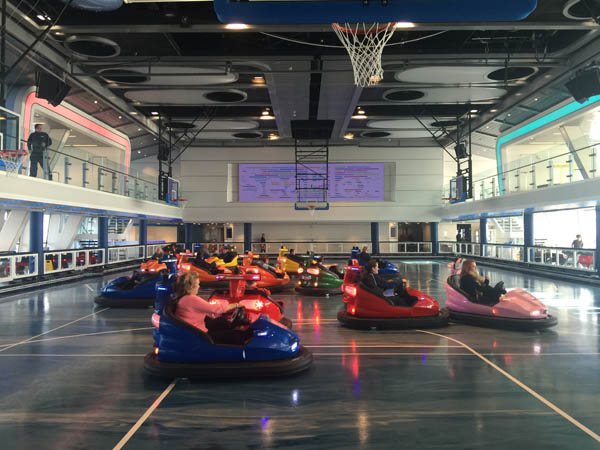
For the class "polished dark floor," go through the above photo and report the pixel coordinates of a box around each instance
[1,260,600,449]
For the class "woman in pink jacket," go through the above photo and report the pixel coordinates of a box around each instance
[173,272,239,332]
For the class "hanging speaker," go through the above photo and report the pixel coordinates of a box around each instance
[35,72,71,107]
[566,67,600,103]
[454,143,468,159]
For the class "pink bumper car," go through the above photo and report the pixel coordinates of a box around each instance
[445,270,557,330]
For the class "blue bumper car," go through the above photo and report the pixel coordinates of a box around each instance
[94,258,177,308]
[144,283,312,379]
[350,249,400,278]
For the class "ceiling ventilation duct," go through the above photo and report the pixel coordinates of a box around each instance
[64,36,120,58]
[63,0,123,11]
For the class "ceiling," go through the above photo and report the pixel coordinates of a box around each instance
[3,0,600,161]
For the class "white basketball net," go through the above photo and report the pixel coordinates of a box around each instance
[332,22,396,87]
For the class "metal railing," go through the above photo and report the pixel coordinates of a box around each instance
[0,253,38,283]
[526,245,595,272]
[6,143,184,208]
[444,142,600,203]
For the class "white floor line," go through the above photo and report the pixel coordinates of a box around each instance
[418,329,600,443]
[304,344,462,348]
[0,308,110,353]
[0,326,153,348]
[86,285,95,292]
[112,379,178,450]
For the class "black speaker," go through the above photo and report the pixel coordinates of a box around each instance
[566,67,600,103]
[35,72,71,107]
[454,143,468,159]
[158,142,169,161]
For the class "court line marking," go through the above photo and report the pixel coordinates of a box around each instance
[112,379,178,450]
[0,326,153,348]
[304,344,462,348]
[0,308,110,353]
[86,285,95,292]
[418,329,600,443]
[4,351,599,357]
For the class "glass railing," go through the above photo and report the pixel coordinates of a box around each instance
[444,142,600,202]
[4,142,182,207]
[193,241,434,255]
[526,246,595,272]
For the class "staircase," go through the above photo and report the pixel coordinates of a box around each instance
[108,218,131,234]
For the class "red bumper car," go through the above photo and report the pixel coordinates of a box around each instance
[337,260,449,330]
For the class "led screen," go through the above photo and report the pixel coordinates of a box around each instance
[239,163,384,202]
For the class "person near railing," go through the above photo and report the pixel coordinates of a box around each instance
[151,247,164,260]
[571,235,584,249]
[27,124,52,180]
[260,233,266,253]
[459,259,506,306]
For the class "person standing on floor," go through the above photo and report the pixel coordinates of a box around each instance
[27,124,52,179]
[260,233,266,253]
[571,234,584,249]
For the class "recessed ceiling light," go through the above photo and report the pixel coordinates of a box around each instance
[137,150,141,154]
[268,133,279,140]
[131,112,138,115]
[515,93,522,97]
[352,107,367,119]
[344,132,355,140]
[394,22,416,28]
[54,31,64,36]
[151,111,159,116]
[490,109,498,113]
[225,23,249,30]
[137,128,142,131]
[260,108,275,120]
[118,115,122,119]
[93,100,98,104]
[153,138,157,141]
[252,76,266,84]
[507,113,512,117]
[534,98,539,101]
[470,109,478,113]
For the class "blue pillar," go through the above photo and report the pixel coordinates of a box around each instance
[98,217,108,265]
[596,205,600,276]
[524,212,534,263]
[139,219,147,247]
[244,223,252,253]
[479,217,487,256]
[30,211,44,276]
[176,224,185,244]
[430,222,438,256]
[371,222,380,255]
[185,223,194,251]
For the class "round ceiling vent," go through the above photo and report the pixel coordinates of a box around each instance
[563,0,591,20]
[99,69,149,84]
[233,132,263,139]
[164,121,196,130]
[204,90,247,103]
[383,90,425,102]
[487,66,536,81]
[64,36,120,59]
[362,131,391,138]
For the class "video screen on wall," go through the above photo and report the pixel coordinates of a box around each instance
[238,163,385,202]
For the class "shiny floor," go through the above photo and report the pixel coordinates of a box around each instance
[0,260,600,449]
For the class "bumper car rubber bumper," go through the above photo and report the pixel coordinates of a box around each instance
[448,309,558,331]
[143,346,312,379]
[94,295,154,308]
[295,286,341,296]
[337,308,450,330]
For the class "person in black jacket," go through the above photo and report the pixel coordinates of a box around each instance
[360,260,417,306]
[459,259,506,306]
[358,246,371,265]
[27,124,53,179]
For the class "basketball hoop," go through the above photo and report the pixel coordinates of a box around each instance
[332,22,396,87]
[0,150,27,176]
[308,205,316,216]
[441,197,457,203]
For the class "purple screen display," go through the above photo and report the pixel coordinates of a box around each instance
[239,163,385,202]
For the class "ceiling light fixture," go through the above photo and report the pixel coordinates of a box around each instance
[268,133,280,140]
[72,144,98,147]
[394,22,416,28]
[151,111,159,115]
[490,109,498,113]
[344,132,355,140]
[252,76,266,84]
[118,115,122,119]
[260,108,275,120]
[131,112,138,115]
[54,31,64,36]
[352,107,368,119]
[470,109,478,113]
[225,23,249,30]
[93,100,98,104]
